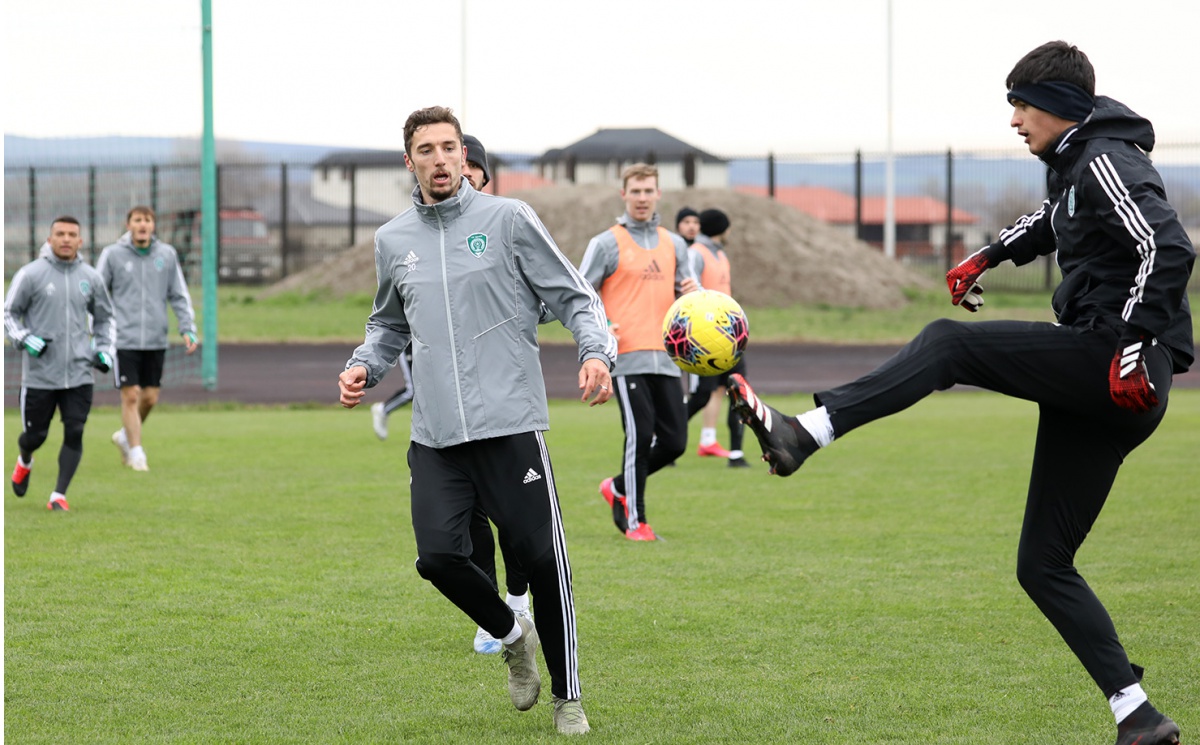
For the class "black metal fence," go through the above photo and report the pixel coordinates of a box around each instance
[7,144,1199,292]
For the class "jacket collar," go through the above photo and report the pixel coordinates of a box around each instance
[616,211,662,231]
[117,231,159,253]
[411,177,474,224]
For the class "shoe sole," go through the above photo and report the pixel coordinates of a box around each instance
[727,374,805,477]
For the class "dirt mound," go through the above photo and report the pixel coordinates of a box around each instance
[261,185,932,308]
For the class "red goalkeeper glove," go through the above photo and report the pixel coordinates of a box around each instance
[1109,335,1159,413]
[946,250,992,312]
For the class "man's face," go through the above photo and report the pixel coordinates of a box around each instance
[621,176,660,223]
[48,221,82,261]
[1010,100,1074,156]
[405,122,463,204]
[463,160,487,191]
[127,212,155,246]
[677,215,700,241]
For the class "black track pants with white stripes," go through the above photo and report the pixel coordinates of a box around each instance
[409,432,581,701]
[611,373,689,529]
[815,318,1174,698]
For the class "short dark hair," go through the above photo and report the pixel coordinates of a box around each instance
[1007,41,1095,96]
[126,205,156,222]
[51,215,80,228]
[403,106,462,156]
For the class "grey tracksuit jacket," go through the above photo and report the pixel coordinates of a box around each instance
[4,247,115,390]
[347,181,617,449]
[96,233,197,350]
[578,212,698,378]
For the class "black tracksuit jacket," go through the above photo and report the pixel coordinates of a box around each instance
[983,95,1195,373]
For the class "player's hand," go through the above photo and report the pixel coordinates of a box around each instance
[92,351,113,373]
[946,250,991,312]
[579,358,612,407]
[339,365,368,408]
[680,277,700,295]
[21,334,47,357]
[182,332,199,354]
[1109,337,1159,413]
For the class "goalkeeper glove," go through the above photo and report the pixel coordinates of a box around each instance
[1109,332,1159,413]
[93,351,113,374]
[21,334,47,357]
[946,249,992,312]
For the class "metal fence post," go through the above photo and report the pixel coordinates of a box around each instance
[88,166,97,264]
[28,166,36,260]
[349,164,357,248]
[945,148,954,272]
[767,152,775,200]
[150,164,159,214]
[280,162,289,277]
[854,150,863,241]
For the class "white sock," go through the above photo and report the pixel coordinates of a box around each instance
[500,620,523,645]
[506,593,530,613]
[700,428,717,446]
[1110,683,1148,724]
[18,455,32,468]
[49,491,66,503]
[796,406,835,447]
[728,450,744,460]
[130,445,145,460]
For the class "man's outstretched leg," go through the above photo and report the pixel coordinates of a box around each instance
[726,374,820,476]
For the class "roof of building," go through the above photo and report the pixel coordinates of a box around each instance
[736,185,979,225]
[315,149,408,168]
[541,128,724,164]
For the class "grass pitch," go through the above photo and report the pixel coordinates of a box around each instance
[5,391,1198,743]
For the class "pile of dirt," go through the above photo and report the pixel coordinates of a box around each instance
[260,185,932,308]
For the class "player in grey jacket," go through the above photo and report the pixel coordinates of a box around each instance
[5,217,115,511]
[338,106,613,736]
[96,206,198,472]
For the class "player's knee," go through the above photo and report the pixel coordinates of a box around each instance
[1014,544,1062,601]
[414,551,469,584]
[62,420,86,449]
[18,428,50,453]
[918,317,970,344]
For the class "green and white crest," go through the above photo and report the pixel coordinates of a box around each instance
[78,279,91,296]
[1067,185,1076,217]
[466,232,488,257]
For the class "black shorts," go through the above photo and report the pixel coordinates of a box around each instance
[20,385,94,434]
[115,349,167,389]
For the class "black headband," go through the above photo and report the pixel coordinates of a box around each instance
[1007,80,1095,122]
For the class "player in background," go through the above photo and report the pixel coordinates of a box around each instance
[685,209,750,467]
[338,106,614,735]
[97,206,198,472]
[675,206,700,246]
[367,133,534,656]
[6,217,115,511]
[728,41,1187,745]
[579,163,700,541]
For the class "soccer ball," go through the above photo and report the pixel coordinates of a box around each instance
[662,290,749,376]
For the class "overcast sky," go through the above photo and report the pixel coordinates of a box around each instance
[5,0,1199,157]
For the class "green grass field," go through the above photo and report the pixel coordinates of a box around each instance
[5,391,1198,743]
[209,287,1060,345]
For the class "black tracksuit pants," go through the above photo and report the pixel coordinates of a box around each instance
[815,318,1174,698]
[409,432,579,700]
[610,373,689,530]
